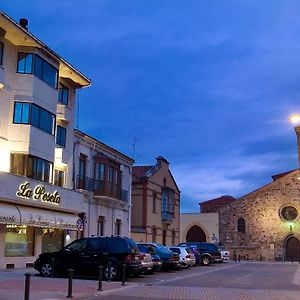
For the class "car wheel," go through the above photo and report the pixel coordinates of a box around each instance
[40,262,54,277]
[201,256,211,266]
[103,262,120,281]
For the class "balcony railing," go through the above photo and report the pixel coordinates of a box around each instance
[76,175,128,202]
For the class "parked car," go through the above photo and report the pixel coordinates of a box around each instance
[137,244,162,272]
[137,242,180,270]
[218,246,230,262]
[178,242,221,266]
[34,236,143,281]
[139,252,154,274]
[167,246,196,268]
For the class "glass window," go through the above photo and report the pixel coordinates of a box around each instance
[13,102,55,135]
[13,102,30,124]
[42,228,64,253]
[54,169,64,187]
[97,216,105,236]
[5,225,34,257]
[17,53,33,74]
[238,218,246,233]
[34,54,43,78]
[115,219,121,236]
[56,125,66,147]
[0,42,3,65]
[58,84,69,105]
[10,153,26,176]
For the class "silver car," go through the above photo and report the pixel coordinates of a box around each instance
[167,246,196,268]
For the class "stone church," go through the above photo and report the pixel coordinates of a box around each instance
[219,126,300,261]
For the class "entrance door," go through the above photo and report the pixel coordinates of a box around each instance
[186,225,206,242]
[286,236,300,261]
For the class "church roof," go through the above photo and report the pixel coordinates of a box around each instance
[199,195,237,206]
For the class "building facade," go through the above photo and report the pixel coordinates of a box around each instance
[131,156,180,245]
[0,13,90,269]
[219,169,300,261]
[73,130,134,238]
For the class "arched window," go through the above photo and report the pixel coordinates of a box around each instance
[238,218,246,233]
[152,226,157,243]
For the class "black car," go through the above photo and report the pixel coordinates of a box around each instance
[137,242,180,270]
[178,242,221,266]
[34,236,143,280]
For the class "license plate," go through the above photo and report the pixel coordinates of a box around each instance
[135,256,139,261]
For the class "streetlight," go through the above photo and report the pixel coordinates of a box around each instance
[289,114,300,179]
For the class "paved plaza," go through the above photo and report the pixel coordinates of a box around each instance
[0,262,300,300]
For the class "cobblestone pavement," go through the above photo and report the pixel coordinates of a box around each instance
[0,262,300,300]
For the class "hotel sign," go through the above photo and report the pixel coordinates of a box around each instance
[16,182,61,205]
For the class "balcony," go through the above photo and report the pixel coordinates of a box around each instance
[162,212,174,224]
[76,175,128,202]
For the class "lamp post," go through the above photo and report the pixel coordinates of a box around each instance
[289,114,300,169]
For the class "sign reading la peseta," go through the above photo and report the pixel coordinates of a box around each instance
[16,182,61,205]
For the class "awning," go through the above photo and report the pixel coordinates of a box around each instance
[17,206,56,228]
[0,203,81,230]
[0,203,21,225]
[54,211,80,230]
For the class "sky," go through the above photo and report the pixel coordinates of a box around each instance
[2,0,300,212]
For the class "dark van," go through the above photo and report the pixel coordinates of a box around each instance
[34,236,142,280]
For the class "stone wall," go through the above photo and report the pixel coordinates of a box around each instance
[219,170,300,261]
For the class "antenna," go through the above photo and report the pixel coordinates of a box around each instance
[132,136,136,160]
[76,89,80,129]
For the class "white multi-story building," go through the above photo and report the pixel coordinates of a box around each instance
[74,129,134,238]
[0,12,91,269]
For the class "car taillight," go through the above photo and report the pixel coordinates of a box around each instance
[125,254,133,263]
[170,256,178,261]
[140,253,145,260]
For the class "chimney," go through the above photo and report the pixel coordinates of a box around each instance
[19,18,28,31]
[294,126,300,166]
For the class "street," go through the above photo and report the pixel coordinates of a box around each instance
[0,261,300,299]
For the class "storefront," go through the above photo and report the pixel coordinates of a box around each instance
[0,173,85,269]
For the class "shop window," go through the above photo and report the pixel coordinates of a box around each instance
[58,84,69,105]
[56,125,66,147]
[42,228,64,253]
[54,169,64,187]
[5,225,34,257]
[238,218,246,233]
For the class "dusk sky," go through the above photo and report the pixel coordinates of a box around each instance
[3,1,300,212]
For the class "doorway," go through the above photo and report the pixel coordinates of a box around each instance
[186,225,206,242]
[285,236,300,261]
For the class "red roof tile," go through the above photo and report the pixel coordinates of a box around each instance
[199,195,237,206]
[132,166,153,183]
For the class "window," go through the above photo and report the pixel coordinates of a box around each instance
[5,226,35,257]
[58,84,69,105]
[0,42,3,65]
[10,153,53,183]
[54,169,64,187]
[152,191,157,213]
[152,227,157,243]
[17,53,33,74]
[94,163,105,191]
[56,125,66,147]
[97,216,105,236]
[17,53,58,88]
[238,218,246,233]
[115,219,121,236]
[13,102,55,135]
[161,187,175,222]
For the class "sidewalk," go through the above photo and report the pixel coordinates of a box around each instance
[0,268,138,300]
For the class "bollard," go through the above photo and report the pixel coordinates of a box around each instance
[24,272,31,300]
[259,254,262,261]
[98,265,103,291]
[246,254,249,261]
[107,261,112,282]
[238,254,240,262]
[122,264,126,286]
[66,269,74,298]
